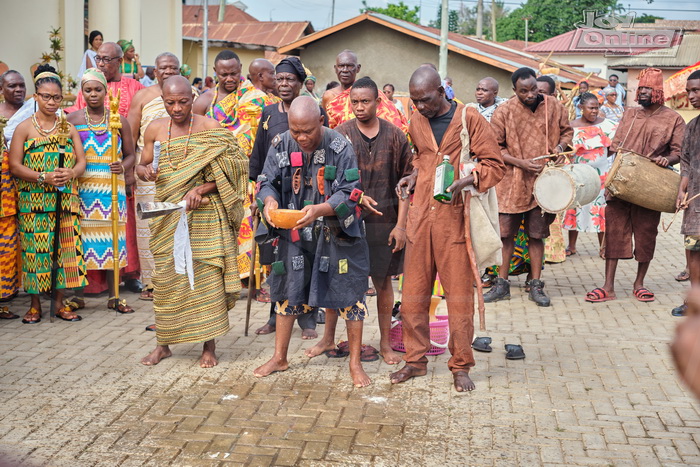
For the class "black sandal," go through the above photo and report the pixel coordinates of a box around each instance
[505,344,525,360]
[472,336,493,352]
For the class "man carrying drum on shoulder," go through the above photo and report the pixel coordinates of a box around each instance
[585,68,685,304]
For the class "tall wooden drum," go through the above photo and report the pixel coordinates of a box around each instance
[605,150,680,213]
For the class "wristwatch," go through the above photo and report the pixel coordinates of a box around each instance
[37,172,46,184]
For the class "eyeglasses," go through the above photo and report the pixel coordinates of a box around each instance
[36,92,63,103]
[95,56,119,64]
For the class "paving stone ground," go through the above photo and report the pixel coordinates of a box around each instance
[1,216,700,466]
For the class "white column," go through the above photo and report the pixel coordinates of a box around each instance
[89,0,120,46]
[119,0,141,50]
[60,0,85,84]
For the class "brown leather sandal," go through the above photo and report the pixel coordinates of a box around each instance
[22,307,41,324]
[56,306,82,322]
[108,297,134,314]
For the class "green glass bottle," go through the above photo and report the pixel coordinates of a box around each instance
[433,155,454,203]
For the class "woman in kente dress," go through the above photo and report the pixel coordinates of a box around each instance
[67,68,136,314]
[8,65,87,323]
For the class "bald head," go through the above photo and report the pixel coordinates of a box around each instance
[99,42,123,59]
[409,66,449,119]
[250,58,275,93]
[475,77,500,106]
[334,50,360,88]
[288,96,324,152]
[409,66,442,92]
[162,75,192,96]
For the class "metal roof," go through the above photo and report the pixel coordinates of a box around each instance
[279,12,608,87]
[607,34,700,68]
[182,4,313,49]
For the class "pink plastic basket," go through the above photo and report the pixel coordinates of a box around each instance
[389,315,449,356]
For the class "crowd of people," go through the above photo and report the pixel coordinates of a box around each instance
[2,31,700,391]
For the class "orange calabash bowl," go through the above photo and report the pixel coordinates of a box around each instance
[268,209,305,229]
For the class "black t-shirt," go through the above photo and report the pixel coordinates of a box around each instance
[429,101,457,147]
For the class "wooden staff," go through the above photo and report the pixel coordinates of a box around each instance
[49,113,70,323]
[244,214,260,336]
[108,90,122,301]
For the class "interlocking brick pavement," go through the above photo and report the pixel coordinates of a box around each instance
[1,215,700,466]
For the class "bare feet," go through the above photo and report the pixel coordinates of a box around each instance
[253,357,289,377]
[380,344,403,365]
[200,341,218,368]
[304,340,336,358]
[301,328,318,340]
[453,371,475,392]
[255,323,275,335]
[141,346,172,366]
[350,362,371,388]
[389,364,427,384]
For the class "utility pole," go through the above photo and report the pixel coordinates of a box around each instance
[331,0,335,25]
[523,15,531,47]
[476,0,483,38]
[491,0,497,40]
[203,0,208,82]
[218,0,225,22]
[439,0,448,78]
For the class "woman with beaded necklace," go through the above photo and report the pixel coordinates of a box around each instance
[67,68,136,314]
[8,64,87,323]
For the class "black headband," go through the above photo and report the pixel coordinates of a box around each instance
[275,58,306,82]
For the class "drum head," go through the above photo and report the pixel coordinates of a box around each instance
[533,168,576,213]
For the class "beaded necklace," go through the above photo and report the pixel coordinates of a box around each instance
[165,113,194,170]
[207,84,219,116]
[84,107,108,135]
[31,113,58,136]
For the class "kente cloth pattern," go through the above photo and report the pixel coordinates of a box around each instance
[65,77,144,117]
[76,124,127,270]
[397,274,445,297]
[150,129,248,345]
[486,219,532,276]
[235,87,280,156]
[208,84,277,279]
[326,87,408,133]
[563,119,617,234]
[0,216,19,299]
[135,96,168,286]
[276,300,368,321]
[18,137,87,293]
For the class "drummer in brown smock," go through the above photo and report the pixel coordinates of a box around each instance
[672,70,700,316]
[486,67,572,308]
[585,68,685,303]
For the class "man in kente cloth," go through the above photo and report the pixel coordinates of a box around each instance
[137,76,248,367]
[254,96,372,388]
[0,70,27,319]
[325,50,407,132]
[673,71,700,317]
[66,41,144,295]
[485,67,572,309]
[127,52,182,308]
[391,66,504,391]
[310,76,412,365]
[586,68,685,304]
[194,51,278,302]
[250,57,328,338]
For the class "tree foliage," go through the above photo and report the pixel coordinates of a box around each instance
[361,1,421,24]
[496,0,624,42]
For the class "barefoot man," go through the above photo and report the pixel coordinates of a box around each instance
[391,66,504,392]
[255,96,372,387]
[137,76,248,367]
[326,77,413,365]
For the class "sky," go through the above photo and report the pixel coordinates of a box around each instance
[244,0,700,31]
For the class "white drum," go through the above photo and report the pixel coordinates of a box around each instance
[534,164,601,214]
